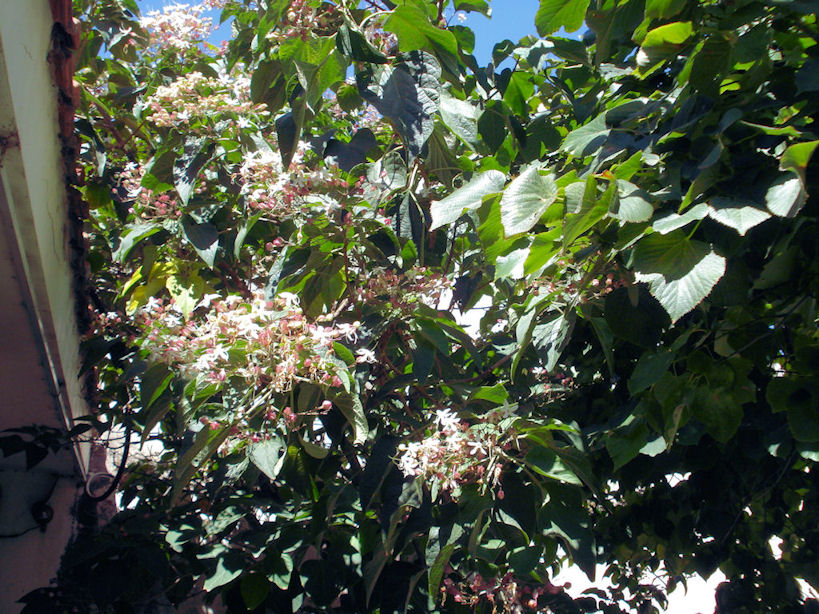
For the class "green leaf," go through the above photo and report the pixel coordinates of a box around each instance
[364,545,388,606]
[691,385,743,442]
[359,436,399,510]
[383,6,459,71]
[637,21,694,74]
[166,272,204,319]
[250,59,286,112]
[141,148,175,193]
[180,216,219,267]
[427,543,455,598]
[357,52,441,159]
[535,0,591,35]
[796,58,819,93]
[331,391,369,445]
[172,426,232,505]
[613,180,654,223]
[561,114,610,157]
[113,222,162,262]
[430,170,505,230]
[642,21,694,47]
[249,438,285,480]
[765,172,806,218]
[644,0,683,19]
[525,446,582,485]
[707,198,771,236]
[532,312,574,371]
[439,89,480,150]
[204,553,243,592]
[563,177,612,247]
[174,137,214,207]
[632,232,726,323]
[780,140,819,177]
[140,363,174,410]
[332,342,355,365]
[455,0,491,16]
[469,384,509,404]
[367,151,408,192]
[275,105,307,170]
[241,573,270,610]
[503,71,535,116]
[495,245,530,280]
[628,349,675,395]
[500,165,558,235]
[336,23,388,64]
[605,420,649,469]
[652,203,708,234]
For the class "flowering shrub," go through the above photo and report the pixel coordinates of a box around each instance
[356,266,452,314]
[136,292,350,393]
[144,71,267,130]
[238,145,348,216]
[442,571,565,612]
[140,2,216,51]
[397,407,517,498]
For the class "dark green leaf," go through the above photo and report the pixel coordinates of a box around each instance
[241,573,270,610]
[358,52,441,159]
[180,216,219,267]
[249,438,285,480]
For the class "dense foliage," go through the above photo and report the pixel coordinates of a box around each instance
[17,0,819,612]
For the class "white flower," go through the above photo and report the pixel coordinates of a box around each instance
[335,321,361,342]
[355,348,377,363]
[467,439,487,456]
[196,293,223,309]
[495,402,517,420]
[434,408,460,431]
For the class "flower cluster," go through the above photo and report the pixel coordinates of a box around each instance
[356,266,452,315]
[116,162,182,220]
[396,407,517,498]
[441,571,564,613]
[144,71,267,130]
[135,292,353,393]
[238,147,348,217]
[266,0,340,43]
[530,367,576,402]
[140,3,217,51]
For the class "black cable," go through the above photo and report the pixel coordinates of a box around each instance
[85,418,132,501]
[0,525,41,539]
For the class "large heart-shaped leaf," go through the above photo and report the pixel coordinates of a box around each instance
[632,231,726,323]
[707,197,771,235]
[500,165,558,235]
[358,51,441,159]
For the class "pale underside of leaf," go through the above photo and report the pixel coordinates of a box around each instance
[500,165,558,236]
